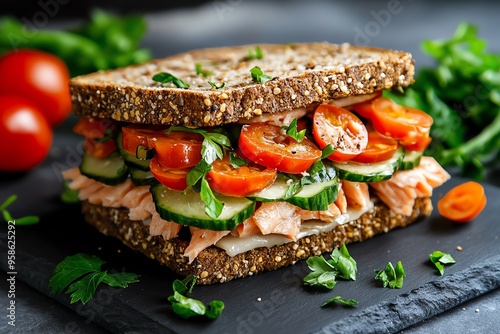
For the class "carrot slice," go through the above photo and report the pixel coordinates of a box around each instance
[437,181,486,223]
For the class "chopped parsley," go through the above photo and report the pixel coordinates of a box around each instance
[208,80,225,89]
[229,151,247,168]
[430,250,456,275]
[195,63,213,77]
[247,45,263,60]
[374,261,406,289]
[0,195,40,225]
[167,125,232,219]
[49,253,139,304]
[303,244,357,289]
[61,181,80,204]
[250,66,273,84]
[152,72,190,89]
[281,118,306,142]
[322,296,358,308]
[168,275,224,319]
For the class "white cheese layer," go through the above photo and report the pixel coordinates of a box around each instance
[216,201,373,257]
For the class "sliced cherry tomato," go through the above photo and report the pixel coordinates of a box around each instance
[73,117,119,158]
[238,123,321,174]
[400,127,432,151]
[83,138,117,158]
[0,95,52,172]
[312,104,368,163]
[0,49,71,127]
[352,129,398,163]
[347,91,383,119]
[438,181,487,223]
[149,156,188,191]
[121,124,166,155]
[369,98,433,142]
[207,151,277,197]
[151,131,204,169]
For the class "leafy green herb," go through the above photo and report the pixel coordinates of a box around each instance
[168,126,233,218]
[331,244,357,280]
[168,275,224,319]
[195,63,214,77]
[283,154,337,204]
[322,296,358,308]
[0,195,40,225]
[250,66,273,83]
[49,253,139,304]
[281,118,306,142]
[385,22,500,180]
[429,250,456,275]
[0,9,151,77]
[247,45,263,60]
[229,152,247,168]
[303,244,357,289]
[321,144,335,160]
[374,261,405,289]
[152,72,190,89]
[61,181,80,204]
[208,80,225,89]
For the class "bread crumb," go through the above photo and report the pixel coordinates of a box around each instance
[200,271,209,278]
[475,309,480,313]
[275,256,282,262]
[204,98,212,107]
[457,246,463,251]
[257,297,262,302]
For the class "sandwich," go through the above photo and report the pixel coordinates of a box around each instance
[62,42,450,285]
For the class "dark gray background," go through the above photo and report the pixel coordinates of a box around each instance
[1,1,499,333]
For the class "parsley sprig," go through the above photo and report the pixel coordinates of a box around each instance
[247,45,263,60]
[281,118,306,142]
[322,296,358,308]
[0,195,39,225]
[250,66,273,83]
[283,144,335,203]
[429,250,456,275]
[49,253,139,304]
[152,72,190,89]
[374,261,406,289]
[195,63,214,77]
[304,244,357,289]
[168,275,224,319]
[167,126,232,218]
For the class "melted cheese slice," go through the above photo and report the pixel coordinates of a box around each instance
[216,202,373,257]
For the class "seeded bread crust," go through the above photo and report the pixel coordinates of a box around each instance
[80,196,431,285]
[70,42,414,127]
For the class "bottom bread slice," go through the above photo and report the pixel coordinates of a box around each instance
[80,196,432,285]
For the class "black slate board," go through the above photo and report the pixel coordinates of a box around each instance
[1,128,500,334]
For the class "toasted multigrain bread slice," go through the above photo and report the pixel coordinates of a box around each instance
[80,196,431,285]
[69,42,414,127]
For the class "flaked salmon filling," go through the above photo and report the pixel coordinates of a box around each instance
[62,156,449,263]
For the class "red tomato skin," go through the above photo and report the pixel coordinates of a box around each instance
[207,153,277,197]
[0,95,52,171]
[312,104,368,163]
[150,132,204,169]
[0,49,72,127]
[149,156,188,191]
[238,123,322,174]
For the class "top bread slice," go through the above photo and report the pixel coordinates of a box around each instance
[69,42,415,127]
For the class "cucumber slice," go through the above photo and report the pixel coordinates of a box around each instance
[332,146,404,182]
[150,184,255,231]
[80,152,129,186]
[129,168,158,186]
[399,149,423,170]
[287,179,338,211]
[247,167,339,211]
[116,131,151,171]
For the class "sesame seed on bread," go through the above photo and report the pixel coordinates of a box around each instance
[80,195,431,285]
[69,42,414,127]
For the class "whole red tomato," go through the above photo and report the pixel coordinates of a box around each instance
[0,95,53,172]
[0,49,72,127]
